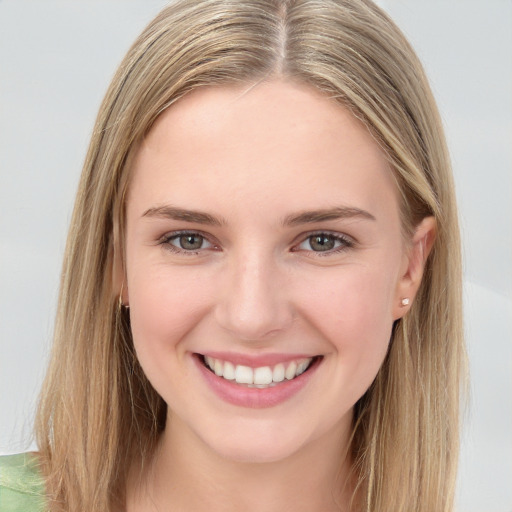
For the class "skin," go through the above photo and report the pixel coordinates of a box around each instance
[122,80,435,511]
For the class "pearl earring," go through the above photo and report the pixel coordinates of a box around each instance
[119,281,129,309]
[400,298,410,307]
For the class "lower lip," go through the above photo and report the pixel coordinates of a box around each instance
[194,355,321,408]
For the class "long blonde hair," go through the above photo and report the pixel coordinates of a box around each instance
[35,1,465,510]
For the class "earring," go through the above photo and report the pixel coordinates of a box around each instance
[119,280,129,309]
[400,298,410,307]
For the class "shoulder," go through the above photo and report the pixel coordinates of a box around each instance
[0,453,47,512]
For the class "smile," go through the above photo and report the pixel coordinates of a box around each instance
[194,353,322,408]
[201,355,316,388]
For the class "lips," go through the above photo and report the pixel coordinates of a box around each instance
[194,353,322,408]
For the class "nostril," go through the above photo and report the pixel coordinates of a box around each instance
[214,303,295,341]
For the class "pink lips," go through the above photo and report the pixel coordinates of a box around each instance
[193,353,321,408]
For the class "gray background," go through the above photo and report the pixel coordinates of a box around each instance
[1,1,511,510]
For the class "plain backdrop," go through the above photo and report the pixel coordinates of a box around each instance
[1,1,511,511]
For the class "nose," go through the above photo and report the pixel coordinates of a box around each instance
[214,251,294,341]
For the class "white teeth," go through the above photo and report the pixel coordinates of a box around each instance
[203,356,314,387]
[253,366,273,385]
[296,360,309,376]
[235,365,253,384]
[214,359,223,376]
[273,363,285,383]
[223,361,235,380]
[285,361,297,380]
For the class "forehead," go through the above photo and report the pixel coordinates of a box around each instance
[127,80,399,224]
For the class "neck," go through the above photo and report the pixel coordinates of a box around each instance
[127,414,356,512]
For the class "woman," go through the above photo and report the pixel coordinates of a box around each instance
[0,0,465,511]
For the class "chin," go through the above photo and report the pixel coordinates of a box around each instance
[210,436,304,465]
[194,418,320,465]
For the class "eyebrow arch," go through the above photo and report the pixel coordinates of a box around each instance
[283,207,376,226]
[142,205,225,226]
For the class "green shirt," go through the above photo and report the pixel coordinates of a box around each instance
[0,453,47,511]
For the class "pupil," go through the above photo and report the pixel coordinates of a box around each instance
[180,234,203,250]
[311,235,335,251]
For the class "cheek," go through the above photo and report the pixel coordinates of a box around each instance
[296,266,396,387]
[127,265,214,367]
[300,263,397,335]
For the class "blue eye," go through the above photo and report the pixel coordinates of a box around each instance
[297,233,352,253]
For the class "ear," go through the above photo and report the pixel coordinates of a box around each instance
[393,216,436,320]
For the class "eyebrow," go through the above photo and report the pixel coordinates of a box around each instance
[282,207,376,226]
[142,204,375,227]
[142,205,225,226]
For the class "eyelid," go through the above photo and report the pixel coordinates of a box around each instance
[159,230,220,254]
[157,229,355,256]
[291,230,355,255]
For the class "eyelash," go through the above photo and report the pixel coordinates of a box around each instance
[292,231,354,256]
[158,230,355,256]
[159,230,218,255]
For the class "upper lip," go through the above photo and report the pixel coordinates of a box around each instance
[196,351,320,368]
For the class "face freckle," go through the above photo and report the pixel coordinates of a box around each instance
[124,80,410,464]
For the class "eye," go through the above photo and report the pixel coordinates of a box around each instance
[295,232,353,253]
[161,231,215,253]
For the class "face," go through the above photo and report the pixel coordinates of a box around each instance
[124,80,426,464]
